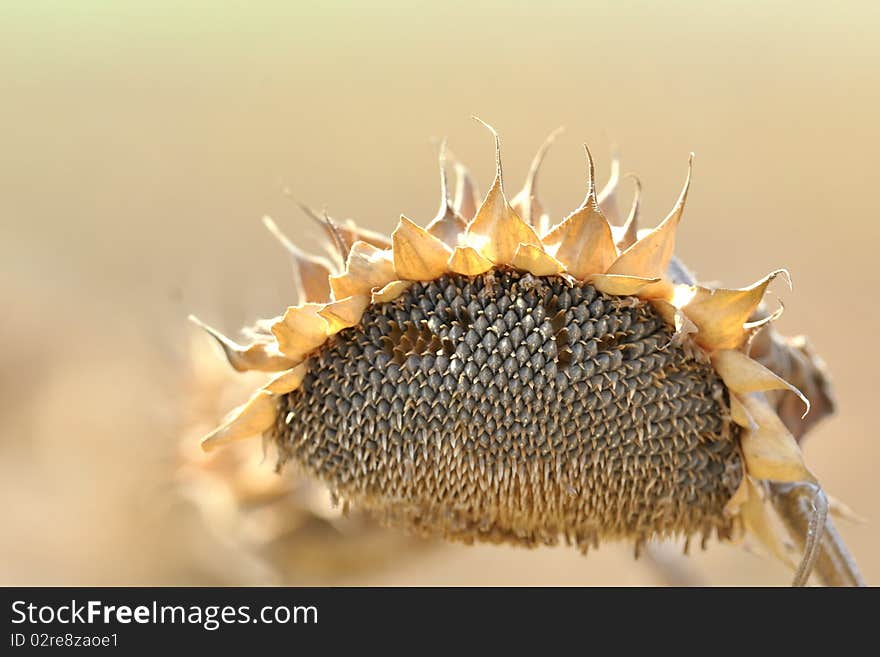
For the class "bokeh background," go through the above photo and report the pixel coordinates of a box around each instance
[2,1,878,585]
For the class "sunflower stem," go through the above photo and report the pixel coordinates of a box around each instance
[770,481,865,586]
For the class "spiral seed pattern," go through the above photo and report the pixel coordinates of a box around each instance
[273,270,742,550]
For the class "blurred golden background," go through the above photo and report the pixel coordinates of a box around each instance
[2,1,878,585]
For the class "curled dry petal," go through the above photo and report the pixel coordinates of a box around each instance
[262,216,333,302]
[682,269,790,351]
[736,392,814,484]
[262,363,309,394]
[712,348,810,418]
[511,243,564,276]
[270,303,328,361]
[329,241,397,299]
[201,390,277,452]
[189,315,294,373]
[448,245,494,276]
[392,215,453,280]
[319,295,371,334]
[607,154,692,279]
[371,280,413,304]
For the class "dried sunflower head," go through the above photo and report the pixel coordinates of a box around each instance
[192,122,862,585]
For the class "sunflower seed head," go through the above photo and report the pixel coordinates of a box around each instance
[273,269,742,549]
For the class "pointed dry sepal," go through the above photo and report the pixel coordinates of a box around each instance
[189,315,294,372]
[341,219,392,251]
[613,174,641,252]
[448,245,494,276]
[262,216,333,302]
[329,241,397,299]
[319,295,371,334]
[543,204,617,280]
[426,206,467,248]
[510,126,564,229]
[511,243,564,276]
[607,153,693,279]
[736,392,815,484]
[201,390,277,452]
[299,202,391,257]
[744,300,785,347]
[262,363,309,394]
[711,349,810,418]
[596,144,620,222]
[682,269,790,351]
[245,315,282,339]
[425,139,468,247]
[465,119,542,265]
[542,145,617,279]
[465,181,541,264]
[452,160,480,221]
[392,215,453,280]
[372,280,412,303]
[270,303,330,362]
[294,203,349,268]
